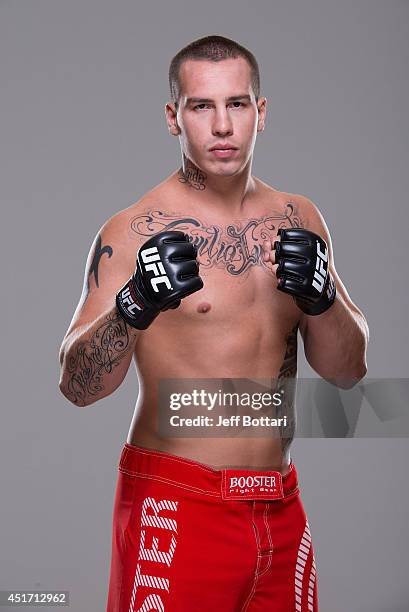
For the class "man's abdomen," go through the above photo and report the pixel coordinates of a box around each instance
[126,305,297,472]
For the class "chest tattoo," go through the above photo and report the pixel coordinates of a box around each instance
[130,203,304,276]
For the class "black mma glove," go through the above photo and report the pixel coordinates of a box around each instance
[116,230,203,329]
[274,228,336,316]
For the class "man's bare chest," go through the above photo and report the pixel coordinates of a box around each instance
[127,200,305,279]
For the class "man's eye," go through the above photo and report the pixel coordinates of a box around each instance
[192,102,245,111]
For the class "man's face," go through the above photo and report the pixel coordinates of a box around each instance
[167,57,266,177]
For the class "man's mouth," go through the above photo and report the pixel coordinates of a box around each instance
[209,143,238,151]
[209,144,238,158]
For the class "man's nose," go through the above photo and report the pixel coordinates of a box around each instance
[211,108,233,136]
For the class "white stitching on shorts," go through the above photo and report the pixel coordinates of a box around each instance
[118,467,221,497]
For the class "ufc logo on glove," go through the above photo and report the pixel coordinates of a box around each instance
[140,246,173,292]
[312,240,328,293]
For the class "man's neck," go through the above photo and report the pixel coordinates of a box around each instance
[177,156,257,216]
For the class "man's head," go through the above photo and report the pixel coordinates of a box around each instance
[166,35,267,178]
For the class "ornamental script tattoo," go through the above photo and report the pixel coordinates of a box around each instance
[130,204,304,276]
[178,166,207,191]
[66,312,132,405]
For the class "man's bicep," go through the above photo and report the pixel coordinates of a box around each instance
[64,215,138,337]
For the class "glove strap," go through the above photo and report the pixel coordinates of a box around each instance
[115,277,160,330]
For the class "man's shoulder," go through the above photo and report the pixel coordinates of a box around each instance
[275,190,332,244]
[255,180,322,223]
[101,180,176,241]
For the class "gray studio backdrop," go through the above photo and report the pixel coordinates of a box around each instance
[1,1,408,610]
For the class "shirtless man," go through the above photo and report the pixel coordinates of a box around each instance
[59,35,368,612]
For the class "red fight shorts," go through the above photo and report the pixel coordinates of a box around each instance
[106,443,318,611]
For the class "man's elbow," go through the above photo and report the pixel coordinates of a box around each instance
[58,374,117,407]
[58,370,95,407]
[351,362,368,386]
[342,339,368,388]
[58,346,92,407]
[58,380,88,407]
[328,363,367,390]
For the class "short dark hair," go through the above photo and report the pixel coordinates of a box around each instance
[169,35,260,109]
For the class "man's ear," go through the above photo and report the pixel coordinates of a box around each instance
[165,102,181,136]
[257,96,267,133]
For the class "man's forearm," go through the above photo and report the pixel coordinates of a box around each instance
[59,305,139,407]
[301,293,369,388]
